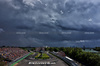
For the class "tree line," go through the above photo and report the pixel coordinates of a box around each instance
[94,47,100,51]
[45,47,100,66]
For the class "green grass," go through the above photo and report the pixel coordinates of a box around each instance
[30,52,34,55]
[10,53,33,66]
[42,53,49,57]
[35,53,41,58]
[35,53,50,59]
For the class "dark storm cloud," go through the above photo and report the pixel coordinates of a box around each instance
[0,28,4,33]
[0,0,100,47]
[16,25,33,30]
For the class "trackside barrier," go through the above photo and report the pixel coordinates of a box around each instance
[50,52,79,66]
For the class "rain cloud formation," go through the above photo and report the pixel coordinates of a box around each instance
[0,0,100,47]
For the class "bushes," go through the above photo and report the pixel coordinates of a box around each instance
[94,47,100,51]
[0,62,6,66]
[0,57,7,66]
[47,47,100,66]
[64,48,100,66]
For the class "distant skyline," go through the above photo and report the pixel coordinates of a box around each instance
[0,0,100,47]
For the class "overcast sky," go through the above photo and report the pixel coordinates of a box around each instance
[0,0,100,47]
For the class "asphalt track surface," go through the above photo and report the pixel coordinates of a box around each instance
[16,53,68,66]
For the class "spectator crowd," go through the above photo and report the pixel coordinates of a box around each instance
[0,47,28,61]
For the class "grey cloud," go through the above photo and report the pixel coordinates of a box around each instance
[0,0,100,47]
[0,28,4,33]
[16,25,33,30]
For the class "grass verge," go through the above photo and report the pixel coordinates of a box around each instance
[10,52,33,66]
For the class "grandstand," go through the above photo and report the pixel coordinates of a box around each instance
[0,48,28,61]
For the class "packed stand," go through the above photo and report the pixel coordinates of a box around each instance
[0,48,28,61]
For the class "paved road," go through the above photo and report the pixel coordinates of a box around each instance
[51,52,79,66]
[16,53,68,66]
